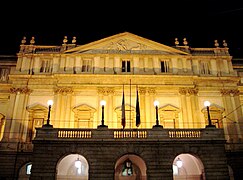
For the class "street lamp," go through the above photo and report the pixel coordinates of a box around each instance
[43,100,53,127]
[204,101,215,128]
[153,100,163,128]
[98,100,107,127]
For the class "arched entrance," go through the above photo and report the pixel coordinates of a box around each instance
[18,162,32,180]
[173,153,205,180]
[114,154,147,180]
[56,154,89,180]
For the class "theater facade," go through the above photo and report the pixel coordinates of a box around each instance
[0,32,243,179]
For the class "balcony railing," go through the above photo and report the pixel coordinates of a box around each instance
[35,127,225,141]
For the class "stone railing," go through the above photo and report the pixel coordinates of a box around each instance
[35,126,225,141]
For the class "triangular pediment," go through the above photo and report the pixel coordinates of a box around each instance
[65,32,189,55]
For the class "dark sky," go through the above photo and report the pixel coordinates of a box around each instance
[1,1,243,57]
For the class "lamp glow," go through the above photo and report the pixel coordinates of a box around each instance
[47,100,53,106]
[204,101,210,107]
[75,159,81,169]
[176,158,183,168]
[100,100,106,106]
[154,100,159,107]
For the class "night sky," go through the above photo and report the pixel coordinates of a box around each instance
[1,1,243,58]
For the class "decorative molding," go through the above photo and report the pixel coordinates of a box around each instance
[221,89,240,96]
[147,88,156,95]
[97,87,115,96]
[9,87,32,94]
[54,87,73,95]
[179,87,198,95]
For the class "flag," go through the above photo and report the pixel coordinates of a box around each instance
[121,85,126,129]
[136,86,141,127]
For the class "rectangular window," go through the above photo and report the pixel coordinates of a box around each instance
[161,61,170,73]
[0,68,10,82]
[200,61,211,74]
[82,60,92,72]
[122,60,131,72]
[40,60,51,73]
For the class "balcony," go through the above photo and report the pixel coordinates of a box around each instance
[35,126,225,141]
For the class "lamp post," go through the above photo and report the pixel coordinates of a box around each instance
[98,100,107,128]
[153,100,163,128]
[204,101,215,128]
[43,100,53,127]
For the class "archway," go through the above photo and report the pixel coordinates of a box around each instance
[18,162,32,180]
[56,154,89,180]
[114,154,147,180]
[173,153,205,180]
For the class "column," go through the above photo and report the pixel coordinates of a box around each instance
[139,87,146,128]
[179,88,188,128]
[231,89,243,140]
[133,56,140,74]
[59,56,66,72]
[93,56,101,73]
[2,89,17,141]
[188,88,199,128]
[152,56,160,74]
[221,89,237,142]
[148,88,156,128]
[9,87,32,141]
[114,56,120,74]
[53,56,60,73]
[171,57,178,74]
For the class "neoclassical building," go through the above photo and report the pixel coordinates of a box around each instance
[0,32,243,180]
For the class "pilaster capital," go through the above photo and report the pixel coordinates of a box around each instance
[138,87,146,95]
[9,87,32,94]
[147,88,156,95]
[179,87,198,95]
[97,87,115,96]
[221,89,239,96]
[54,87,73,95]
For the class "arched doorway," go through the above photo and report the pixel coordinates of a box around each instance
[173,153,205,180]
[56,154,89,180]
[114,154,147,180]
[18,162,32,180]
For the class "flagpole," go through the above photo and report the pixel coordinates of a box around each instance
[136,85,141,128]
[130,79,132,128]
[121,84,126,129]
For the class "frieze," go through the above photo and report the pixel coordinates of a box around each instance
[9,87,32,94]
[54,87,73,95]
[97,87,115,96]
[82,49,171,55]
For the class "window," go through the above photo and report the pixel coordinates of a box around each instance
[200,61,211,74]
[0,68,10,82]
[82,60,92,72]
[122,159,133,176]
[26,163,32,175]
[72,105,96,128]
[161,60,170,73]
[122,60,131,72]
[40,60,52,73]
